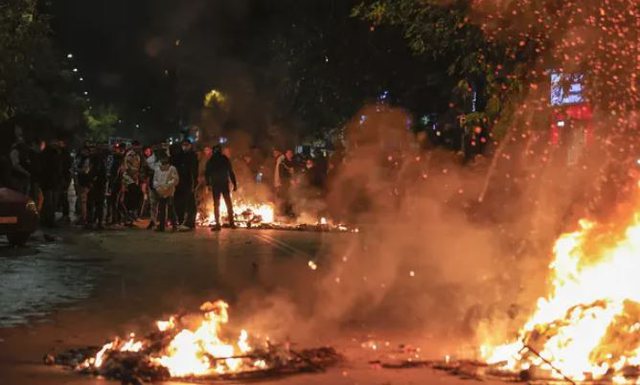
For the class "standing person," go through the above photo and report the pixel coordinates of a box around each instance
[105,143,125,225]
[27,139,44,211]
[153,156,179,232]
[9,127,31,195]
[40,139,63,228]
[277,149,295,217]
[122,142,142,225]
[314,153,329,194]
[205,146,237,231]
[272,149,284,194]
[58,139,73,223]
[196,145,213,223]
[85,149,107,230]
[75,145,92,225]
[173,139,198,230]
[142,146,159,229]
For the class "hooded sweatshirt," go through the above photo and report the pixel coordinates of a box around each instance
[153,164,179,198]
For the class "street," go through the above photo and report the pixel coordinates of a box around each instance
[0,227,493,385]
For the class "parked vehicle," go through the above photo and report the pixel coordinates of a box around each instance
[0,188,39,246]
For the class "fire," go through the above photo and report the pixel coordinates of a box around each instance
[198,198,352,231]
[482,200,640,382]
[81,300,266,378]
[199,199,275,227]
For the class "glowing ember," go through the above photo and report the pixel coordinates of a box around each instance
[482,197,640,382]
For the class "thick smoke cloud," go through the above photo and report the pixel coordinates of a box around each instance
[137,0,640,358]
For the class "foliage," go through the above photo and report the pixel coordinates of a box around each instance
[84,105,119,143]
[0,0,86,142]
[354,0,640,144]
[351,0,546,137]
[0,0,51,121]
[270,0,455,142]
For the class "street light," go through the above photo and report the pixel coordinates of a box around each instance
[67,53,73,59]
[72,68,78,73]
[79,77,84,81]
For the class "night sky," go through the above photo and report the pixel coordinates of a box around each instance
[46,1,442,144]
[48,0,282,139]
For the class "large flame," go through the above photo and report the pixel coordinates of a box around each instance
[482,198,640,382]
[81,300,267,378]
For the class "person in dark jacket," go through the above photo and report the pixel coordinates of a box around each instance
[277,149,295,217]
[105,143,125,225]
[86,150,107,229]
[58,139,73,223]
[172,139,199,230]
[40,139,63,227]
[205,146,237,231]
[9,129,31,195]
[76,145,92,225]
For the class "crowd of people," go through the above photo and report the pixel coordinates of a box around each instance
[1,129,331,234]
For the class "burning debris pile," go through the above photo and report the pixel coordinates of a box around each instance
[47,300,340,384]
[480,199,640,383]
[198,199,355,233]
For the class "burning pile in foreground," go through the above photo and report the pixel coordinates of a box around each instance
[47,300,339,384]
[481,200,640,383]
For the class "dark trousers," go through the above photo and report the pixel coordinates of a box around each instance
[277,183,294,217]
[124,183,142,219]
[174,187,196,228]
[41,188,59,227]
[212,187,234,226]
[106,190,120,224]
[59,180,70,217]
[157,196,177,230]
[87,187,105,225]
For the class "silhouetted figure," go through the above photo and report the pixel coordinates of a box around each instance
[59,140,73,222]
[277,149,295,217]
[105,143,125,225]
[172,139,198,230]
[40,139,63,227]
[86,151,107,229]
[205,146,237,231]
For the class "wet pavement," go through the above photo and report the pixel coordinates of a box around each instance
[0,240,103,328]
[0,227,484,385]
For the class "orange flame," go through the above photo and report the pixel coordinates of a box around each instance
[482,198,640,382]
[81,300,266,378]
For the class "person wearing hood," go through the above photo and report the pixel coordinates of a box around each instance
[205,146,237,231]
[153,155,179,232]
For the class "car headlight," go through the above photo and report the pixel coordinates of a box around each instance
[26,200,38,214]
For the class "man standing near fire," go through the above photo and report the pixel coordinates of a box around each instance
[205,146,237,231]
[277,149,295,218]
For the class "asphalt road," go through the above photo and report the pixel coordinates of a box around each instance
[0,227,498,385]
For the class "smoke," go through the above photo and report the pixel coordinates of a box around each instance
[122,0,640,359]
[232,1,640,355]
